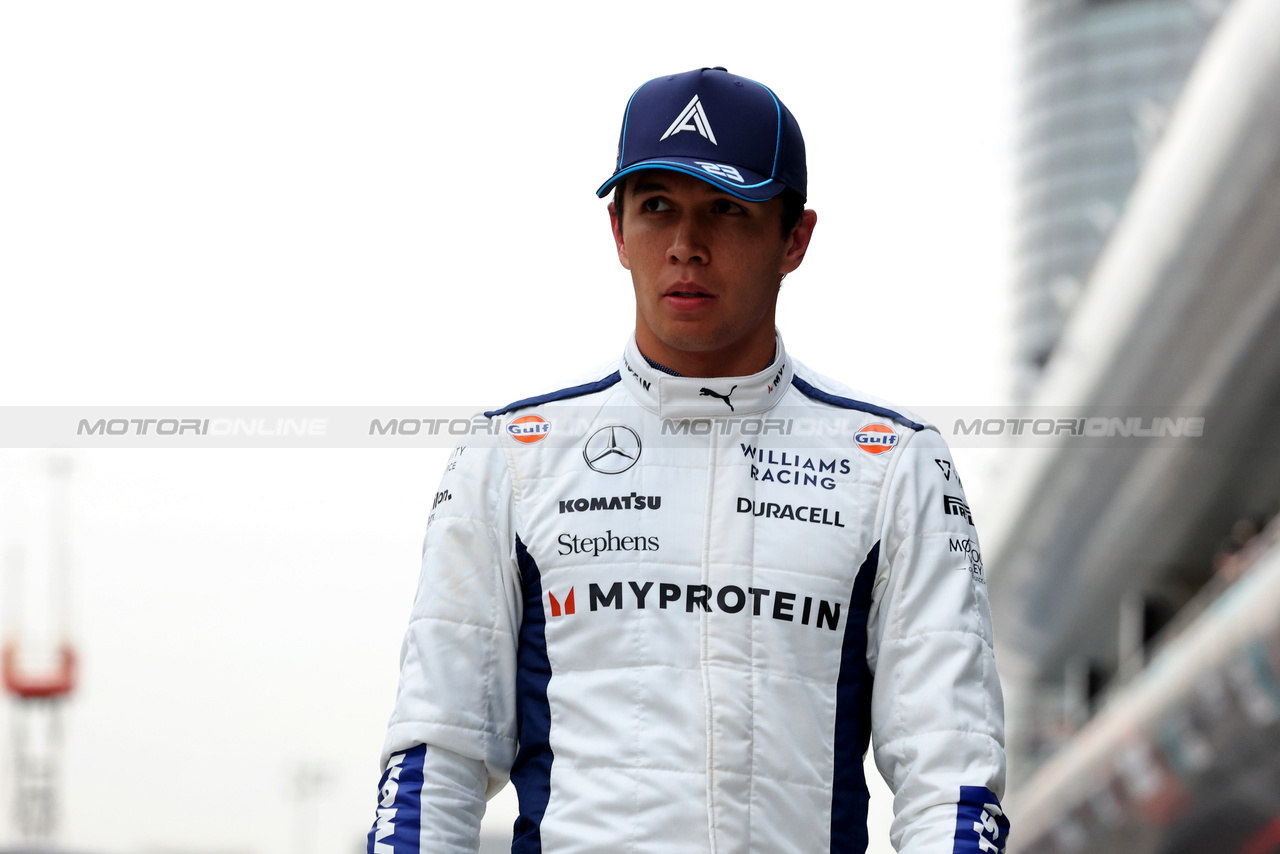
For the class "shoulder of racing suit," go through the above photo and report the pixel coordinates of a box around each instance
[788,362,933,435]
[483,357,626,419]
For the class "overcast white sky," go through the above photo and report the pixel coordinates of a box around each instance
[0,2,1018,852]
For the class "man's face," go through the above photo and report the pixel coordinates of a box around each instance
[609,170,816,377]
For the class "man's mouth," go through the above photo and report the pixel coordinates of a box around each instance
[664,288,715,312]
[665,283,714,299]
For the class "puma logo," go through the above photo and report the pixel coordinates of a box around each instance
[699,385,738,412]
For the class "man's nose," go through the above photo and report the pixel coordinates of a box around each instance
[668,213,709,264]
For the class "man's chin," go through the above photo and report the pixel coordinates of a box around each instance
[652,327,730,356]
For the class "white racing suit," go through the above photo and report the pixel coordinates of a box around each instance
[369,332,1008,854]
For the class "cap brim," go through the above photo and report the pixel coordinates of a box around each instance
[595,158,785,202]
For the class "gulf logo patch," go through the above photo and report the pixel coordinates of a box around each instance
[508,414,550,444]
[855,423,898,454]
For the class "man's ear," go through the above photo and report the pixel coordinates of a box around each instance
[780,209,818,276]
[609,202,631,270]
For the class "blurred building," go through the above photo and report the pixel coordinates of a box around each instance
[993,0,1280,851]
[1014,0,1225,399]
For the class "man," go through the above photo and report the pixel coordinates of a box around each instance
[369,67,1008,854]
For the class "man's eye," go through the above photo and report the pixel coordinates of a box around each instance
[714,200,744,214]
[642,198,672,212]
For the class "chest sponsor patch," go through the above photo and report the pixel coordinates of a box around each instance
[583,425,642,473]
[855,423,898,454]
[736,497,844,527]
[559,493,661,513]
[557,530,659,557]
[546,580,843,630]
[508,414,550,444]
[740,443,850,490]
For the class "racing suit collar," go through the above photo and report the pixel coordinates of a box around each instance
[620,331,794,419]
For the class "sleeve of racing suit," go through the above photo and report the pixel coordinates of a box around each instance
[866,427,1009,854]
[368,432,522,854]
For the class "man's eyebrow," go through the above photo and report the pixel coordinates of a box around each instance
[630,178,671,195]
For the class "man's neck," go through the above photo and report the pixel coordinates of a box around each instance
[633,328,777,378]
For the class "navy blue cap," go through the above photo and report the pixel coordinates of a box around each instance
[596,67,807,202]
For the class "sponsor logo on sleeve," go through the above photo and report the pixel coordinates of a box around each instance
[426,488,452,527]
[949,537,985,583]
[855,423,898,454]
[507,414,550,444]
[953,786,1008,853]
[936,457,964,487]
[943,495,974,526]
[368,745,425,853]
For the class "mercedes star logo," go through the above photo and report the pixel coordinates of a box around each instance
[583,425,642,474]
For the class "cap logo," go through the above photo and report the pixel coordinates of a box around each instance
[695,162,744,183]
[660,95,717,145]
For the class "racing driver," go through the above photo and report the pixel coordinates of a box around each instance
[368,67,1009,854]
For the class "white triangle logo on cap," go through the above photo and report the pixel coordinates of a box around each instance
[660,95,717,145]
